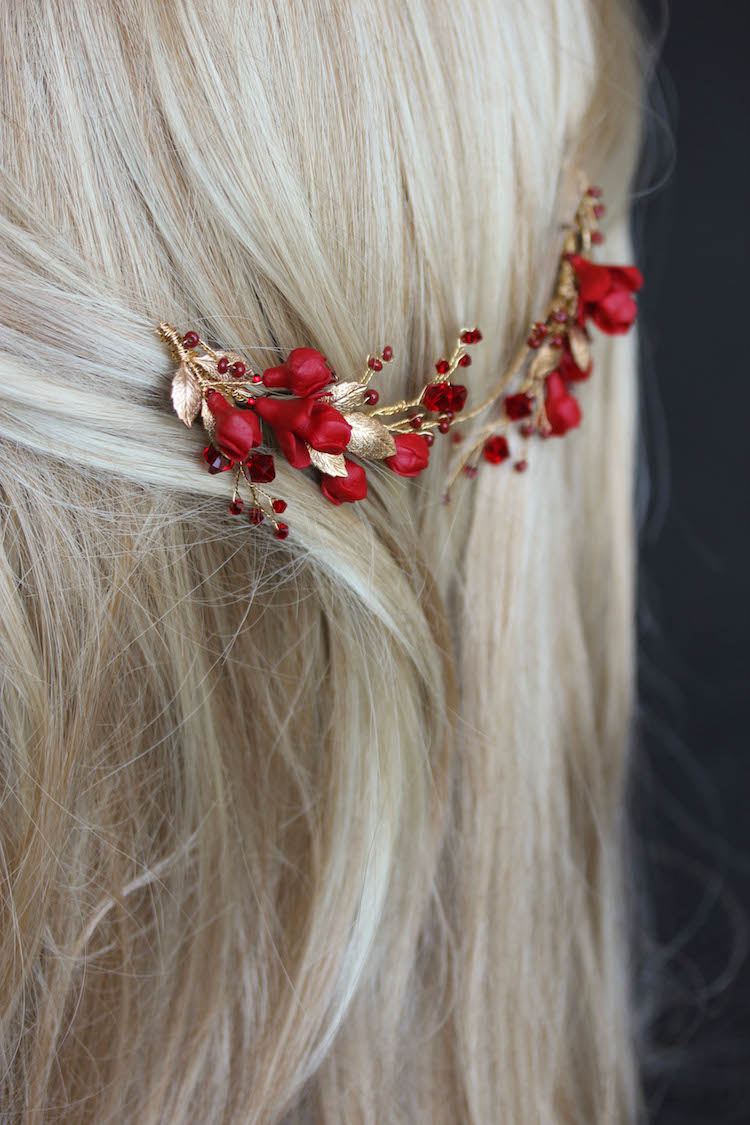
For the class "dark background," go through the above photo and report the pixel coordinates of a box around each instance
[633,2,750,1121]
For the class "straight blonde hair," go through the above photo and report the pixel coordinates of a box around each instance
[0,0,650,1120]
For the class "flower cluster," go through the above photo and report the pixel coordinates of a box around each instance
[160,323,481,537]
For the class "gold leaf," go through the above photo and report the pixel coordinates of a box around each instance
[194,351,255,381]
[171,362,203,427]
[568,326,591,372]
[327,381,367,411]
[343,412,397,459]
[528,343,562,383]
[200,398,216,445]
[306,445,348,477]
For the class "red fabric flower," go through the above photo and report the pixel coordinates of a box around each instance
[568,254,643,335]
[206,391,262,460]
[384,433,431,477]
[544,371,581,436]
[262,348,333,397]
[254,395,351,469]
[558,340,592,382]
[320,459,368,505]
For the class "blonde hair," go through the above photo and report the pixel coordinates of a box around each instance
[0,0,649,1120]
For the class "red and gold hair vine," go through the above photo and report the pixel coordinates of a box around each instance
[158,181,642,538]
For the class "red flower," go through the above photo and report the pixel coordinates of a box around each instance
[206,391,262,460]
[384,433,431,477]
[320,459,368,505]
[544,371,581,436]
[568,254,643,335]
[254,395,351,469]
[262,348,333,397]
[558,340,592,382]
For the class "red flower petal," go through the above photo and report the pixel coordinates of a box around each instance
[254,395,351,464]
[590,289,639,335]
[262,348,333,396]
[544,371,581,436]
[320,459,368,505]
[384,433,431,477]
[558,343,592,382]
[206,391,262,460]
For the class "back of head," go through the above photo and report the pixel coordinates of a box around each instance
[0,1,649,1120]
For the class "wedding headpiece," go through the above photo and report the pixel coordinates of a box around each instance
[158,181,643,539]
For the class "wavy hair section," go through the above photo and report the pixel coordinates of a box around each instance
[0,0,649,1120]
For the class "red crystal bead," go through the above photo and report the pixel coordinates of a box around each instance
[588,185,603,197]
[591,231,604,244]
[382,346,393,362]
[410,415,424,429]
[231,361,246,378]
[505,393,534,420]
[473,329,482,342]
[364,389,379,405]
[519,422,535,437]
[483,435,509,463]
[245,397,256,406]
[217,356,229,374]
[274,523,289,540]
[463,465,478,478]
[182,331,199,348]
[458,354,471,368]
[550,335,563,347]
[438,418,450,434]
[247,507,264,525]
[527,333,543,349]
[552,308,568,323]
[593,204,606,218]
[245,452,275,483]
[424,432,435,446]
[435,359,450,375]
[229,498,244,515]
[203,445,233,474]
[514,459,528,472]
[451,431,463,444]
[252,373,262,383]
[271,499,287,514]
[423,382,467,413]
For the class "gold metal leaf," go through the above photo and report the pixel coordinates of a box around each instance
[306,445,348,477]
[200,398,216,445]
[193,351,255,381]
[327,381,368,411]
[568,326,591,372]
[528,343,562,383]
[171,362,203,427]
[343,412,397,459]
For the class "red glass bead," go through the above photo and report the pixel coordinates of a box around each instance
[231,361,246,378]
[435,359,450,375]
[519,423,535,437]
[252,373,262,383]
[473,329,482,342]
[217,356,229,374]
[274,523,289,540]
[364,390,379,405]
[424,432,435,446]
[550,335,563,348]
[247,507,265,525]
[451,431,463,444]
[438,418,450,434]
[591,231,604,244]
[410,415,424,429]
[463,465,478,477]
[245,397,256,407]
[588,185,603,197]
[552,308,568,323]
[229,498,244,515]
[272,498,287,514]
[483,435,509,464]
[593,204,606,218]
[514,459,528,472]
[505,393,533,420]
[203,445,233,474]
[245,452,276,483]
[367,356,383,371]
[182,331,199,348]
[382,346,393,362]
[527,333,543,349]
[458,354,471,367]
[423,382,467,413]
